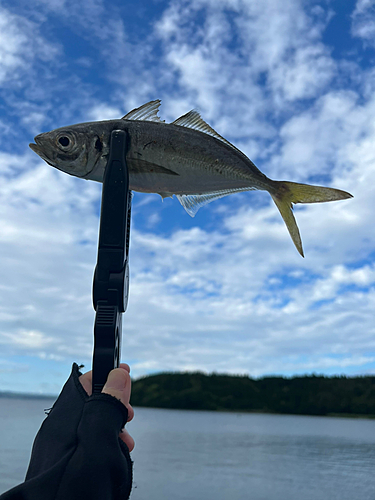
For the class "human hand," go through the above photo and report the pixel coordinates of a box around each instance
[79,364,135,451]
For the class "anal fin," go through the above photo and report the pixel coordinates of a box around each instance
[177,188,253,217]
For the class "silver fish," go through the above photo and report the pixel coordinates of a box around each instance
[29,100,352,256]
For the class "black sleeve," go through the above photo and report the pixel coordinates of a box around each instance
[0,364,133,500]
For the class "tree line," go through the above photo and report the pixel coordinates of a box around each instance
[131,371,375,417]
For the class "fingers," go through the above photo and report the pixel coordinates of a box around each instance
[119,428,135,452]
[126,403,134,422]
[79,363,131,397]
[79,365,134,420]
[102,368,130,405]
[79,363,134,422]
[79,364,135,448]
[102,367,134,422]
[79,370,93,396]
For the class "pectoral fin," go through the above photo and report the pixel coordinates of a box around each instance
[128,158,179,176]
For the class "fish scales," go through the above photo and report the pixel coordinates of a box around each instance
[65,119,269,194]
[29,100,352,256]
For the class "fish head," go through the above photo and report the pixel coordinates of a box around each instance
[29,123,107,178]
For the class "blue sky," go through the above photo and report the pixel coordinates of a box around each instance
[0,0,375,394]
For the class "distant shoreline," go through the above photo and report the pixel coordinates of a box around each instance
[131,371,375,419]
[0,393,374,420]
[2,371,375,420]
[127,405,375,419]
[0,391,57,400]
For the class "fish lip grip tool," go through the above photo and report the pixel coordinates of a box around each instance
[92,129,132,394]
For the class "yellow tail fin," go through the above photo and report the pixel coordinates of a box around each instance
[270,181,352,257]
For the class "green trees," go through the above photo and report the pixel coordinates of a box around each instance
[131,372,375,416]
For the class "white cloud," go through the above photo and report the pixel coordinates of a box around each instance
[268,44,334,102]
[1,159,369,381]
[155,0,335,127]
[351,0,375,47]
[270,88,375,183]
[2,329,55,349]
[0,156,101,368]
[121,187,373,377]
[0,6,60,85]
[87,104,122,121]
[236,0,335,103]
[31,0,138,86]
[1,0,375,392]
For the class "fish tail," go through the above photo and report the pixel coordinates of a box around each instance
[270,181,353,257]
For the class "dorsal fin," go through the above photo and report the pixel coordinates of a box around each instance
[172,110,243,153]
[122,100,165,122]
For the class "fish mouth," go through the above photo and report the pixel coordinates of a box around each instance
[29,135,44,155]
[29,142,41,154]
[29,139,56,167]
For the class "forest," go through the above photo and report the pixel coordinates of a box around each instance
[131,372,375,417]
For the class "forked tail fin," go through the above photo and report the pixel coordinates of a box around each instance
[270,181,352,257]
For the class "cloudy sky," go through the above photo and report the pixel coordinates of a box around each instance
[0,0,374,394]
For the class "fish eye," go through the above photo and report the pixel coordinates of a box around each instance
[58,136,70,147]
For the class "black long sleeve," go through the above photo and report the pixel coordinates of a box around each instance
[0,364,133,500]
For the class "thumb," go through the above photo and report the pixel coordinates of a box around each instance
[102,367,131,407]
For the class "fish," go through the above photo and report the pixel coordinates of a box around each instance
[29,100,352,257]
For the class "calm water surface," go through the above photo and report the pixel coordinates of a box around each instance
[0,398,374,499]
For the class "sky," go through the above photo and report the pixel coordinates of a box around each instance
[0,0,374,394]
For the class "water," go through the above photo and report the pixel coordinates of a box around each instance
[0,399,374,500]
[0,397,56,492]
